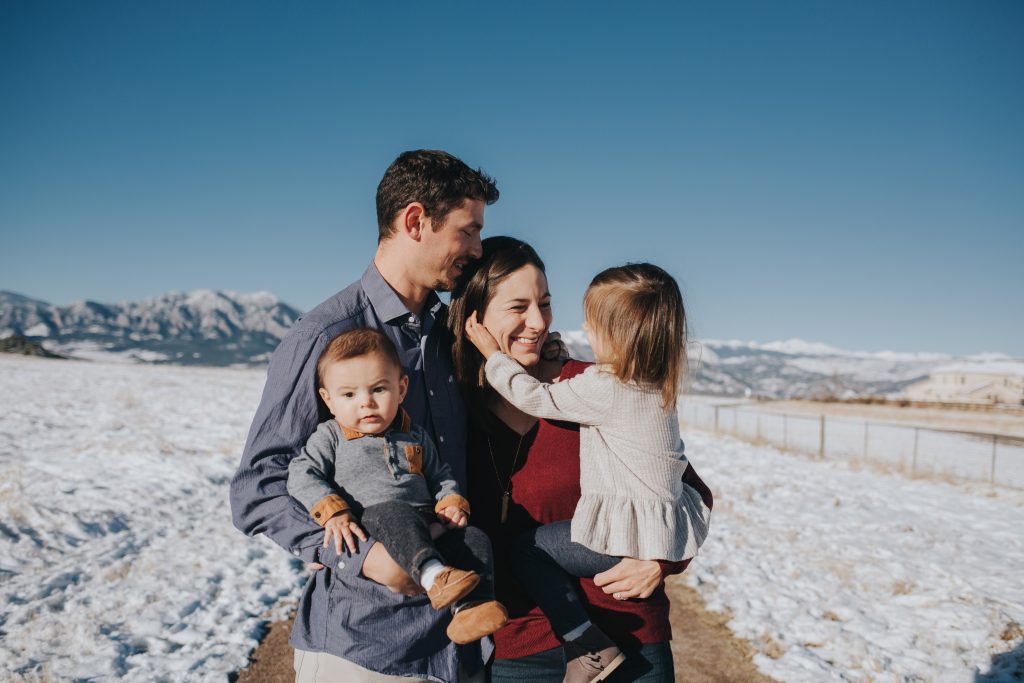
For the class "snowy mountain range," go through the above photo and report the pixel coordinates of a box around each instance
[2,290,1015,398]
[556,333,1007,400]
[0,290,300,366]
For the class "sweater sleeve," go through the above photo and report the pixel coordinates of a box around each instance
[484,353,608,426]
[286,422,345,517]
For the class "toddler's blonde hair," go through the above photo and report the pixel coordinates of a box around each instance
[583,263,687,409]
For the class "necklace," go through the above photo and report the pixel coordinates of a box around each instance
[486,430,527,524]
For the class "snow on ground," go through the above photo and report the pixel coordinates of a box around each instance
[0,355,301,682]
[683,429,1024,682]
[4,353,1023,682]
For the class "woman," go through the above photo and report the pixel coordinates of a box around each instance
[447,237,713,682]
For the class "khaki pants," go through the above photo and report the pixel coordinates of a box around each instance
[294,649,485,683]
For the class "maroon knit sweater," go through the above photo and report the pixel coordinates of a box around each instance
[466,360,714,660]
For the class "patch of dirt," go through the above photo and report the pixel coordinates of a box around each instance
[235,580,774,682]
[664,579,776,682]
[234,618,294,683]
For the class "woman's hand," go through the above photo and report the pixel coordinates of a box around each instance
[593,557,664,601]
[464,312,501,359]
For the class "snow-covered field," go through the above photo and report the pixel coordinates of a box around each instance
[3,355,1023,682]
[683,430,1024,682]
[0,356,300,682]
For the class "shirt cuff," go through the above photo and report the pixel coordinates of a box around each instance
[657,559,689,576]
[317,536,377,579]
[309,494,349,526]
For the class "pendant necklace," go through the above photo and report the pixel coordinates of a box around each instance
[486,430,526,524]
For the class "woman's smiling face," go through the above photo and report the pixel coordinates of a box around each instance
[480,264,552,368]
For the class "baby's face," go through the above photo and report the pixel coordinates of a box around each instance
[318,351,408,435]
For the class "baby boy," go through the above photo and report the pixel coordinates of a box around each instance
[287,328,507,644]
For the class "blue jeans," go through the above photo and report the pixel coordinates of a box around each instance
[511,520,619,636]
[489,642,675,683]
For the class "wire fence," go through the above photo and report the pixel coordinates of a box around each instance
[680,399,1024,490]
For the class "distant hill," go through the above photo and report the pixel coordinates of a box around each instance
[559,331,1013,400]
[0,334,63,358]
[0,290,301,366]
[3,290,1016,398]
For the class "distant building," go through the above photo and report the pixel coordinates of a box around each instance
[904,362,1024,406]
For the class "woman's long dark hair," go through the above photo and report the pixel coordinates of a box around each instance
[446,236,547,424]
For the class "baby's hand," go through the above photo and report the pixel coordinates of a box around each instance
[436,506,468,529]
[464,312,501,359]
[323,510,367,555]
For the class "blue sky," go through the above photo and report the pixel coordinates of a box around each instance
[2,1,1022,356]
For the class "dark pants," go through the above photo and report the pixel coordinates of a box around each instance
[511,520,620,636]
[361,500,496,606]
[489,642,675,683]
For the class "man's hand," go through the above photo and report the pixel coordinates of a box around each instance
[436,506,468,529]
[323,510,367,555]
[593,557,664,601]
[464,312,501,359]
[361,543,424,596]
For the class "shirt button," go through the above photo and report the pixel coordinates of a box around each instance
[429,390,434,397]
[292,549,300,557]
[438,435,445,443]
[448,375,454,383]
[338,561,345,569]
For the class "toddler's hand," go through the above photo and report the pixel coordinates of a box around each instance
[436,506,468,529]
[323,510,367,555]
[464,313,501,359]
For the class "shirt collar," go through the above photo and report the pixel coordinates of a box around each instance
[361,262,443,325]
[339,407,413,440]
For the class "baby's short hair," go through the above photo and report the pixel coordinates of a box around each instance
[317,329,402,388]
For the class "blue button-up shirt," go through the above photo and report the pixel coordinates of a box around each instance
[230,263,482,682]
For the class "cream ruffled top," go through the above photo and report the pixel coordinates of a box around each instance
[484,354,711,561]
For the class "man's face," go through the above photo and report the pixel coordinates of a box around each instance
[419,199,485,292]
[317,352,409,435]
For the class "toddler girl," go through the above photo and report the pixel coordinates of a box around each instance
[464,262,711,683]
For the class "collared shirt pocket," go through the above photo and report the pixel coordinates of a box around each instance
[404,444,424,476]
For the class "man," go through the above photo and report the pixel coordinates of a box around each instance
[230,150,499,683]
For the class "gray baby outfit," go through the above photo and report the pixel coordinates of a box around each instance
[287,412,464,517]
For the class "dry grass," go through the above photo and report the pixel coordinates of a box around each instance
[1002,620,1024,642]
[759,400,1024,438]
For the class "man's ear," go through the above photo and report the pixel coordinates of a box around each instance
[398,374,409,402]
[399,203,427,241]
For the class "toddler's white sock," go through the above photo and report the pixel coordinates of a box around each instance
[562,620,592,641]
[419,560,445,590]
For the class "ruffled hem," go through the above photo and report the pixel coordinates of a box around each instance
[570,488,711,561]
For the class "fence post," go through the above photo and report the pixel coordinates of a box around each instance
[991,434,997,484]
[819,415,826,459]
[863,421,869,460]
[912,428,919,475]
[783,414,788,450]
[714,406,720,432]
[757,413,762,440]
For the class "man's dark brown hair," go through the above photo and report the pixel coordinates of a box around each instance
[375,150,499,241]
